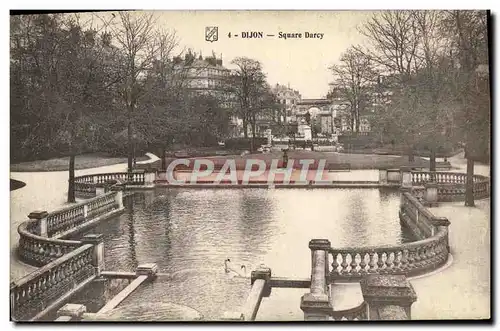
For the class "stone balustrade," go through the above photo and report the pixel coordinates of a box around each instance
[17,191,123,267]
[408,171,490,203]
[411,171,467,185]
[11,244,96,321]
[329,192,450,281]
[329,230,448,281]
[85,192,121,221]
[74,171,148,196]
[46,204,86,237]
[18,221,82,267]
[74,182,97,196]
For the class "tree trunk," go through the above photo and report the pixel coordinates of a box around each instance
[465,157,475,207]
[67,154,75,203]
[250,115,256,153]
[127,111,133,179]
[408,146,415,162]
[429,147,436,181]
[243,115,248,139]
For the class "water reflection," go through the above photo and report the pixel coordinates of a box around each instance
[91,187,413,318]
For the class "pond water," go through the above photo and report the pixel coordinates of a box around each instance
[87,187,414,320]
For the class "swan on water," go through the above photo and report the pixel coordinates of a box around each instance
[224,259,248,278]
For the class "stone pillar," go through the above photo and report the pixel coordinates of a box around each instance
[82,234,105,276]
[114,190,124,209]
[56,303,87,321]
[136,263,159,280]
[400,166,413,190]
[300,239,332,320]
[424,182,439,207]
[28,210,49,237]
[379,168,388,186]
[250,265,272,297]
[360,274,417,320]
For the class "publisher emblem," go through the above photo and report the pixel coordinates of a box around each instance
[205,26,218,42]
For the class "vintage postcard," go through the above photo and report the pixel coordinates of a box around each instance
[10,10,490,322]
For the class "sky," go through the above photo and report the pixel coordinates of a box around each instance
[135,11,375,99]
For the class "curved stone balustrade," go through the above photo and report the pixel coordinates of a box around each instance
[11,244,96,321]
[17,191,123,267]
[329,227,449,281]
[18,221,82,267]
[411,171,490,201]
[329,192,450,281]
[74,172,146,196]
[329,301,368,321]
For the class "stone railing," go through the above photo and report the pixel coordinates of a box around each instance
[300,240,418,321]
[17,224,82,267]
[11,244,97,321]
[17,191,123,267]
[410,171,490,202]
[328,192,450,281]
[74,171,151,196]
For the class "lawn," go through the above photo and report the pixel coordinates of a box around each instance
[186,150,431,170]
[11,153,148,172]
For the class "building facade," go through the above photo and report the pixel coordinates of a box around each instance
[271,83,302,123]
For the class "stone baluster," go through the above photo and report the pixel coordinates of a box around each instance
[368,252,376,273]
[340,253,349,274]
[81,234,104,276]
[360,274,417,320]
[376,253,385,272]
[359,253,367,274]
[331,252,339,275]
[350,254,358,275]
[28,211,49,237]
[300,239,332,320]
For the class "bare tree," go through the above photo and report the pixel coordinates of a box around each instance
[356,11,422,80]
[440,10,490,206]
[230,57,267,151]
[329,46,377,133]
[106,12,162,176]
